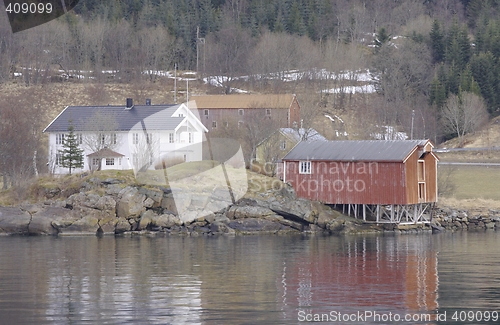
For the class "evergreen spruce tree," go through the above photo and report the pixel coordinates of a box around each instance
[59,123,84,175]
[430,20,445,63]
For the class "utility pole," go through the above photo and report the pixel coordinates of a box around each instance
[196,26,205,79]
[174,63,177,104]
[411,110,415,140]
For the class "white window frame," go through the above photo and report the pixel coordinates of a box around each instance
[204,109,209,116]
[299,161,312,174]
[106,158,115,166]
[169,133,174,143]
[133,133,139,145]
[280,140,287,150]
[212,121,217,128]
[238,109,244,116]
[56,133,65,145]
[56,153,62,165]
[188,132,193,143]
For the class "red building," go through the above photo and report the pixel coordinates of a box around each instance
[189,94,300,130]
[282,140,439,224]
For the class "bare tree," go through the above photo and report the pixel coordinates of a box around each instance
[140,26,174,82]
[205,24,254,94]
[441,92,489,147]
[132,132,159,173]
[0,89,49,188]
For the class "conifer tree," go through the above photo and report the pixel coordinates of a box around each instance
[59,123,84,175]
[430,20,445,63]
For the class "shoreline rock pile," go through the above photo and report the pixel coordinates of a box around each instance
[0,175,497,236]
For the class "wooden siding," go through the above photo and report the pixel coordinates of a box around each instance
[404,150,419,204]
[405,150,438,204]
[289,96,301,127]
[283,140,439,206]
[424,152,438,202]
[193,108,290,130]
[284,160,410,205]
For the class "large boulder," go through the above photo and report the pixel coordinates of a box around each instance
[151,214,182,229]
[116,187,146,219]
[228,218,296,233]
[0,207,31,235]
[227,205,275,219]
[28,206,63,235]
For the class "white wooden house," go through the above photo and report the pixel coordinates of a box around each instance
[43,99,208,174]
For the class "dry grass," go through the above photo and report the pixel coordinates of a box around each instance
[438,164,500,213]
[438,197,500,215]
[440,116,500,149]
[439,165,500,200]
[437,150,500,163]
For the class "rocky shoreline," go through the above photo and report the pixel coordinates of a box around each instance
[0,175,497,236]
[432,207,500,231]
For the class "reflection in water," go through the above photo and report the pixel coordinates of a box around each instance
[0,233,499,324]
[279,235,439,321]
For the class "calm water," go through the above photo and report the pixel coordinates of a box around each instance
[0,232,499,324]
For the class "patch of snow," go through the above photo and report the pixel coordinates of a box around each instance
[324,84,376,94]
[324,114,344,124]
[372,126,408,140]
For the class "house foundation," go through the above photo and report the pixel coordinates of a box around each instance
[334,203,433,224]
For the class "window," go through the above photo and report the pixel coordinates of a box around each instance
[77,133,83,145]
[133,133,139,145]
[106,158,115,166]
[146,133,153,144]
[417,160,424,181]
[118,158,122,165]
[178,113,184,117]
[188,132,193,143]
[212,121,217,128]
[169,133,174,143]
[92,158,100,166]
[224,121,229,127]
[238,109,244,116]
[112,133,117,145]
[100,133,105,145]
[238,121,243,128]
[56,133,65,145]
[204,109,209,116]
[418,183,426,201]
[299,161,311,174]
[266,109,271,116]
[280,140,287,150]
[55,153,62,165]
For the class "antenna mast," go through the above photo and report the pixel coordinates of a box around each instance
[174,63,177,104]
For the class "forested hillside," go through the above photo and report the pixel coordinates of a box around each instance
[4,0,500,188]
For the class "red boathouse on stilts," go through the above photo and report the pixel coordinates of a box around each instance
[282,140,439,224]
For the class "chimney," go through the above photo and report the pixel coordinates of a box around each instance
[126,98,133,109]
[146,99,151,106]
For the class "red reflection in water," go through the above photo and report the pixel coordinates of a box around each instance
[278,237,438,319]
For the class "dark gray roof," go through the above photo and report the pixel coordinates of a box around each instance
[283,140,428,162]
[44,104,185,133]
[87,148,125,157]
